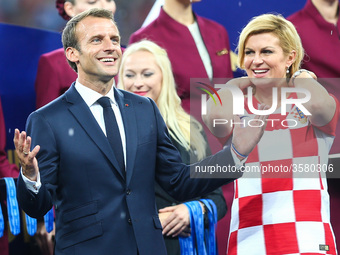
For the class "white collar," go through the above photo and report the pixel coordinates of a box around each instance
[74,79,117,107]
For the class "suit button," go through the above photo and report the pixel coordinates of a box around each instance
[128,219,132,225]
[126,189,131,195]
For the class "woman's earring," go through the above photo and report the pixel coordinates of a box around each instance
[286,66,290,74]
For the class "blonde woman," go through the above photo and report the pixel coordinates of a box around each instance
[118,40,227,254]
[204,14,339,254]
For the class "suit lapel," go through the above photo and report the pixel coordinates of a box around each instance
[65,84,125,181]
[115,89,137,186]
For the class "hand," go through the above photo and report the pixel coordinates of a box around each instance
[35,220,55,255]
[231,104,268,157]
[159,204,191,237]
[13,129,40,181]
[226,77,253,90]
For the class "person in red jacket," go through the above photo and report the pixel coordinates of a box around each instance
[0,97,19,255]
[129,0,233,115]
[35,0,117,109]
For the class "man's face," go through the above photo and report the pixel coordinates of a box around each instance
[72,16,122,84]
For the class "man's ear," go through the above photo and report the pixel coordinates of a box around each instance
[65,47,79,64]
[64,2,76,18]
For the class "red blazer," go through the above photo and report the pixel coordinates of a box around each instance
[129,8,233,113]
[35,48,77,109]
[0,97,19,179]
[287,0,340,79]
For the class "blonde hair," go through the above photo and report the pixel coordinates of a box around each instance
[237,13,304,77]
[118,40,207,160]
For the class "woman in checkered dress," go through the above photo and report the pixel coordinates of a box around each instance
[204,14,339,255]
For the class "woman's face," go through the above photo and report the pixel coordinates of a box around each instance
[122,50,163,102]
[67,0,116,17]
[243,32,294,86]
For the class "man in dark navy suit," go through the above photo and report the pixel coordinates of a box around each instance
[14,8,266,255]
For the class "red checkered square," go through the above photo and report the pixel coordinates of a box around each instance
[261,159,294,194]
[238,195,262,229]
[263,223,299,254]
[247,144,259,163]
[324,223,337,254]
[227,231,238,255]
[234,179,239,199]
[261,177,293,194]
[294,190,322,222]
[290,126,318,158]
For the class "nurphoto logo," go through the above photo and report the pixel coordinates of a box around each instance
[198,81,312,128]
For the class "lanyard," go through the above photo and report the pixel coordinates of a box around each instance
[0,199,4,238]
[25,213,37,236]
[200,199,217,255]
[179,199,217,255]
[4,177,20,235]
[44,207,54,233]
[180,201,206,255]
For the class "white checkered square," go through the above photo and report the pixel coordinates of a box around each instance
[237,226,266,255]
[295,222,326,253]
[262,191,295,225]
[238,169,262,198]
[258,129,293,162]
[230,196,239,232]
[321,190,331,223]
[243,162,263,179]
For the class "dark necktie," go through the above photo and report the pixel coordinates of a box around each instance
[97,97,125,175]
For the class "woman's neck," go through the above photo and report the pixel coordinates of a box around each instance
[312,0,339,24]
[254,83,289,111]
[163,0,195,26]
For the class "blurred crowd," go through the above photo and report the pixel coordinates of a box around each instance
[0,0,154,45]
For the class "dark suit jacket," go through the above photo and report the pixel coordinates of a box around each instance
[17,84,239,255]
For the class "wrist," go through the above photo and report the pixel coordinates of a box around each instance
[198,201,206,215]
[231,143,247,161]
[291,69,312,86]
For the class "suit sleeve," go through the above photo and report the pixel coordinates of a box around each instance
[16,111,58,218]
[151,98,242,201]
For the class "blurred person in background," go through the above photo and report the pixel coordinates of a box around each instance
[35,0,117,109]
[129,0,233,114]
[118,40,227,254]
[0,97,19,255]
[287,0,339,78]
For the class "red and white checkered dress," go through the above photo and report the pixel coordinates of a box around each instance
[226,94,339,255]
